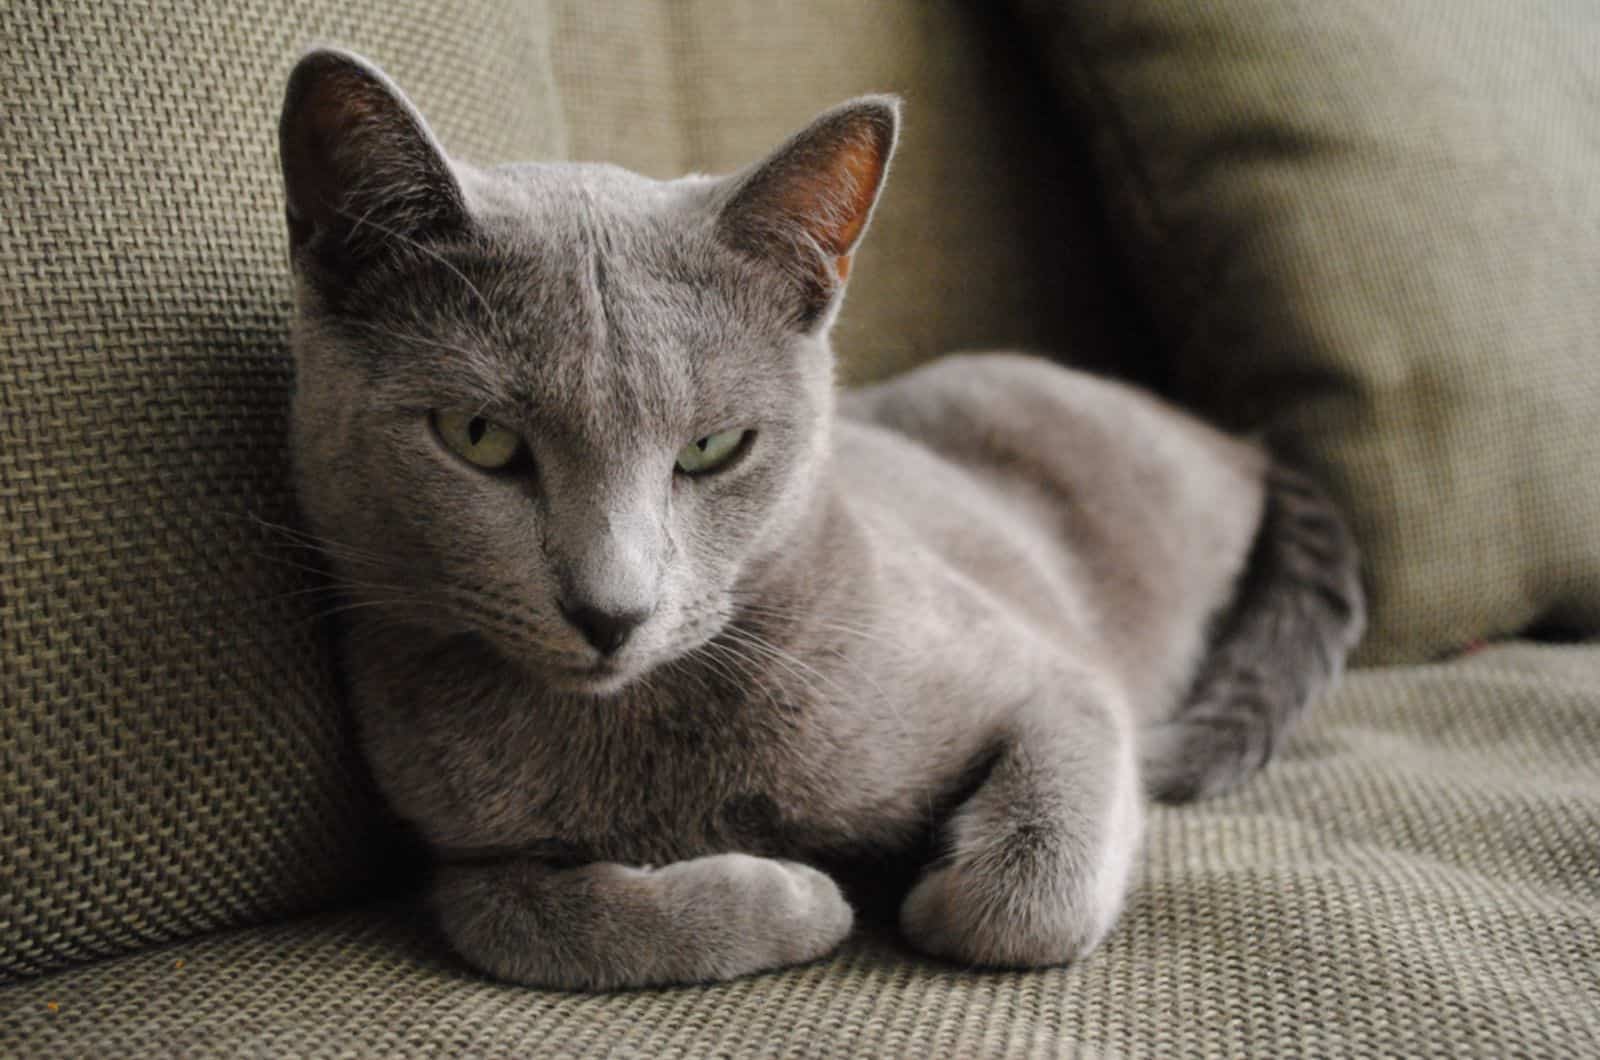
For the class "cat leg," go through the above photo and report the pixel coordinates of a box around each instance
[899,679,1143,967]
[432,853,853,990]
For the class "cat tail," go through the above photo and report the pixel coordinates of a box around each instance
[1142,460,1366,803]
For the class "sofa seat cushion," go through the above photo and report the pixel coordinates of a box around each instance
[6,644,1597,1056]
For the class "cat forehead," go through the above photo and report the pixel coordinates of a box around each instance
[470,169,757,369]
[350,162,796,431]
[457,164,740,326]
[465,161,712,245]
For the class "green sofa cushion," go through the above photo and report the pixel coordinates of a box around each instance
[6,644,1598,1054]
[1015,0,1600,663]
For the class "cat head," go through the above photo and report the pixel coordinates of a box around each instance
[279,48,897,695]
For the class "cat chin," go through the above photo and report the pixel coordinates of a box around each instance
[540,664,638,698]
[538,656,662,699]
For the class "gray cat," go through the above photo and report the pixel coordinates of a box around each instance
[278,49,1364,991]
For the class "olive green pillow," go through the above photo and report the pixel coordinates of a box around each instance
[0,1,563,978]
[1014,0,1600,662]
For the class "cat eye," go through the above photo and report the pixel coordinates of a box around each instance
[432,410,525,471]
[675,428,750,476]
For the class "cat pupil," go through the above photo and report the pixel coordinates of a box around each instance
[468,417,487,446]
[697,437,709,451]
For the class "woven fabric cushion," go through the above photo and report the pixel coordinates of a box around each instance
[0,0,564,978]
[1013,1,1600,663]
[5,644,1598,1055]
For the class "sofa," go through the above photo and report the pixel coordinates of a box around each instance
[4,1,1597,1055]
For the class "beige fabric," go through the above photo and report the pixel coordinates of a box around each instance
[5,643,1598,1056]
[1013,0,1600,664]
[0,0,564,978]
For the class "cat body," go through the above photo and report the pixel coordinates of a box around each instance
[280,50,1363,990]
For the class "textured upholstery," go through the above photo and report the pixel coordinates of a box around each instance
[5,645,1598,1055]
[1013,0,1600,663]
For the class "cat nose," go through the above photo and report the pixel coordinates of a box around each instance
[560,600,649,656]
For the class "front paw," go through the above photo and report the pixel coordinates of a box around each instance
[661,854,856,973]
[434,853,853,990]
[898,844,1125,969]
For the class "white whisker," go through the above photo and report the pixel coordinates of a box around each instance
[721,627,840,707]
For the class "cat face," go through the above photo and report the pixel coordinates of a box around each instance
[279,51,896,695]
[290,167,834,695]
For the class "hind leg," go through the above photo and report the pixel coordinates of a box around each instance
[899,676,1143,967]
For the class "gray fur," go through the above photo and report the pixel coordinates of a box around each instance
[278,49,1364,990]
[1142,462,1367,803]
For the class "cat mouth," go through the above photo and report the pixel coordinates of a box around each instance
[542,632,710,697]
[547,658,640,696]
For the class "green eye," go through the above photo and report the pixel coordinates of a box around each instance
[675,428,749,475]
[432,410,524,470]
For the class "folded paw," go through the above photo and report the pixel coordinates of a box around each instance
[434,852,853,989]
[659,853,855,973]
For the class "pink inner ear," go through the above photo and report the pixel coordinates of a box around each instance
[782,131,888,259]
[715,101,895,306]
[822,134,889,254]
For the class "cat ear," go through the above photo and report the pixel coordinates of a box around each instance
[279,48,467,273]
[715,95,900,326]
